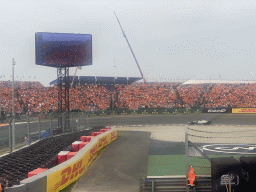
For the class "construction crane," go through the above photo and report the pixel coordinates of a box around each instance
[71,66,82,88]
[70,67,78,88]
[114,12,146,83]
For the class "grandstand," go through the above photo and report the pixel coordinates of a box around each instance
[1,80,256,114]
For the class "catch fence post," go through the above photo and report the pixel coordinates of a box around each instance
[50,116,52,136]
[84,113,86,129]
[49,112,54,137]
[38,114,41,140]
[27,114,31,145]
[71,113,74,132]
[86,113,89,129]
[8,118,12,153]
[62,112,66,134]
[78,112,80,130]
[185,124,189,192]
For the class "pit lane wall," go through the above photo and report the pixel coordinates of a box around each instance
[5,129,117,192]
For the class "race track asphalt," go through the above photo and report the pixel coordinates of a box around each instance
[1,113,256,140]
[70,131,151,192]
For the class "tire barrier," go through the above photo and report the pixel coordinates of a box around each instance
[0,126,102,191]
[3,127,117,192]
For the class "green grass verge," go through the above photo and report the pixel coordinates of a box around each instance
[147,154,256,177]
[147,155,187,176]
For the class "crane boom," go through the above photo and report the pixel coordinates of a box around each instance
[114,12,146,83]
[71,67,78,88]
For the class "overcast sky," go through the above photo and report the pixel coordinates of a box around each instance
[1,0,256,86]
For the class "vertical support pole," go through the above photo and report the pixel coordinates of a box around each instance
[57,67,69,132]
[12,58,15,151]
[38,115,41,140]
[8,119,12,153]
[50,116,52,136]
[151,180,154,192]
[84,113,86,129]
[65,67,69,132]
[27,116,31,145]
[62,112,65,134]
[71,113,74,132]
[86,114,89,129]
[78,113,80,130]
[57,68,62,130]
[185,124,189,192]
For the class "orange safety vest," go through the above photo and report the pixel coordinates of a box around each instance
[0,183,2,192]
[188,166,195,186]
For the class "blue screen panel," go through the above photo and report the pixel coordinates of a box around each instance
[35,32,92,68]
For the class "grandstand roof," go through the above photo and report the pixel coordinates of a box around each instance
[50,76,142,86]
[182,79,256,85]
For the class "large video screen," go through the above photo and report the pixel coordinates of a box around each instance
[35,32,92,68]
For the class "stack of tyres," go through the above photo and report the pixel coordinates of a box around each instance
[63,144,73,152]
[0,126,101,190]
[41,155,58,169]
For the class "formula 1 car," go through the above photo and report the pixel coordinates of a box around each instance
[188,120,211,125]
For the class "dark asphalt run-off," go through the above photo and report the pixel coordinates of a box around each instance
[70,131,151,192]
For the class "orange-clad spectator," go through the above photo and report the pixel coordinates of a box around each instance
[2,81,256,113]
[188,166,195,186]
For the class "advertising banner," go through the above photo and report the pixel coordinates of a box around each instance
[232,108,256,113]
[204,108,231,113]
[87,142,99,167]
[97,134,110,151]
[46,129,117,192]
[47,152,89,192]
[110,130,117,142]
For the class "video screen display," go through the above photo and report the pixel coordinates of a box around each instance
[35,32,92,68]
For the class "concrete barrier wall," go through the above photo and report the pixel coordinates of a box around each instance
[87,108,203,116]
[5,129,117,192]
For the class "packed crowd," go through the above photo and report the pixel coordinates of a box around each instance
[115,83,178,109]
[200,83,256,108]
[176,84,204,108]
[1,81,256,113]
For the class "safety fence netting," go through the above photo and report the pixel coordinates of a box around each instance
[185,125,256,176]
[0,112,91,155]
[0,126,102,190]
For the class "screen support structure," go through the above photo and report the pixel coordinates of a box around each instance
[57,67,69,132]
